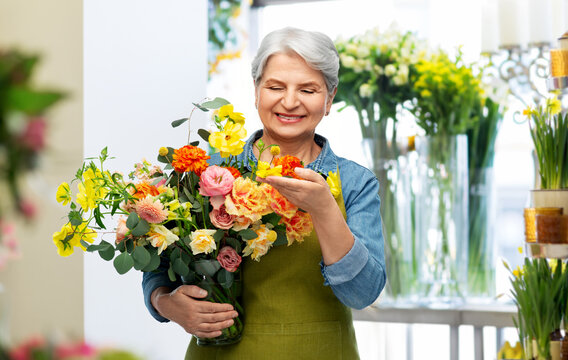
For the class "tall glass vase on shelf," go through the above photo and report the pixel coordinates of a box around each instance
[414,135,468,303]
[358,104,416,302]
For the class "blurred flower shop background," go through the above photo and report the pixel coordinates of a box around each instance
[0,0,567,359]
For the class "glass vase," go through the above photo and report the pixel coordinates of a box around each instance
[414,135,468,303]
[467,167,496,299]
[362,137,416,302]
[182,264,244,346]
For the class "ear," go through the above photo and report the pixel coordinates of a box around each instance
[325,87,337,114]
[254,80,259,109]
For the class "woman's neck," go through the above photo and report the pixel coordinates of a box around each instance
[253,130,321,165]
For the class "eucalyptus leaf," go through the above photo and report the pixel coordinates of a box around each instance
[168,264,177,282]
[171,118,189,128]
[273,231,288,247]
[194,259,221,278]
[126,212,139,230]
[198,129,211,142]
[99,246,115,261]
[132,246,151,270]
[200,97,229,109]
[224,237,241,253]
[113,252,134,275]
[216,269,234,289]
[131,218,150,237]
[239,228,258,240]
[173,258,190,277]
[141,251,161,272]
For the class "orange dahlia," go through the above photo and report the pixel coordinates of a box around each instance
[273,155,304,179]
[172,145,211,175]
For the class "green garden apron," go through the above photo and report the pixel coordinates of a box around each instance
[185,184,359,360]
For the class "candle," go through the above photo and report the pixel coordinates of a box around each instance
[498,0,529,47]
[528,0,553,44]
[551,0,566,39]
[482,1,500,53]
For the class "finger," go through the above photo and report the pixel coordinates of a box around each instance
[200,310,239,323]
[199,301,235,313]
[178,285,208,299]
[192,329,223,338]
[293,167,325,183]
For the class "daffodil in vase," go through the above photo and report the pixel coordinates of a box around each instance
[334,25,426,301]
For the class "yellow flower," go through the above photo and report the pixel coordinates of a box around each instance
[52,222,97,257]
[158,147,169,156]
[326,171,341,198]
[270,145,281,156]
[256,161,283,178]
[209,122,247,157]
[517,246,523,254]
[522,106,535,117]
[512,266,523,278]
[242,224,277,261]
[546,97,562,116]
[218,104,245,124]
[189,229,217,255]
[148,224,179,255]
[420,89,431,98]
[56,182,71,205]
[77,182,97,211]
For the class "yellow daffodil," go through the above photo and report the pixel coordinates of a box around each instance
[522,106,535,117]
[326,171,341,198]
[512,266,523,278]
[218,104,245,123]
[546,97,562,116]
[148,224,179,254]
[209,122,247,157]
[189,229,217,255]
[256,161,282,178]
[56,182,72,205]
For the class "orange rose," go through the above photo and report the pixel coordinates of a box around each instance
[262,184,297,219]
[172,145,210,175]
[224,177,271,223]
[281,211,313,245]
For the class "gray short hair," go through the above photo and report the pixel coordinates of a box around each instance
[251,27,339,93]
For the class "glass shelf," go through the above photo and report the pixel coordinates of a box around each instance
[526,242,568,258]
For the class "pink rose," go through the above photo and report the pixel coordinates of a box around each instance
[216,246,242,272]
[116,217,129,243]
[199,166,235,197]
[210,205,236,229]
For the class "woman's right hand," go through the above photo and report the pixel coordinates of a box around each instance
[151,285,239,338]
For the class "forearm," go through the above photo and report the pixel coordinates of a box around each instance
[310,195,354,265]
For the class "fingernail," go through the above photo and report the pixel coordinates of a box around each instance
[199,289,207,296]
[233,312,239,318]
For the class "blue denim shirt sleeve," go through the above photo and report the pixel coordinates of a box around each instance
[142,258,182,322]
[319,158,387,310]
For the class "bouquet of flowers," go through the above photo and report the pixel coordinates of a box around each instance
[53,98,322,345]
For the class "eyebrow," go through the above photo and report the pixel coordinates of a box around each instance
[263,78,323,88]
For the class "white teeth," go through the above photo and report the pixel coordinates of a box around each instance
[278,114,302,120]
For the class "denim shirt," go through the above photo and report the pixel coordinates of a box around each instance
[142,130,386,321]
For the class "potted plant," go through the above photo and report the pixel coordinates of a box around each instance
[525,97,568,213]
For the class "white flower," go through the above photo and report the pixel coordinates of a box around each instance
[340,54,356,68]
[356,45,371,58]
[148,224,179,254]
[359,83,373,98]
[385,64,397,76]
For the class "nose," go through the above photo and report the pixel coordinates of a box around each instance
[281,89,300,109]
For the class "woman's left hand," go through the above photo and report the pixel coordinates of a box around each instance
[258,167,334,215]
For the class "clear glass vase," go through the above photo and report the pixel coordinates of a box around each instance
[414,135,468,303]
[467,167,496,299]
[183,264,244,346]
[362,138,416,302]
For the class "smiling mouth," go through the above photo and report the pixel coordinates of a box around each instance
[276,113,305,122]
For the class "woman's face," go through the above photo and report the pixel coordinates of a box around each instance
[255,52,335,142]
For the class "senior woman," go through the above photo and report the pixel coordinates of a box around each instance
[142,27,386,359]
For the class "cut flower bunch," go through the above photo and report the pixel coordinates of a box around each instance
[53,98,322,345]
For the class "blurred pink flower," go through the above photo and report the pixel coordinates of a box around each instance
[18,199,36,219]
[20,117,46,152]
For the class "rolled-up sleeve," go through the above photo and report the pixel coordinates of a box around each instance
[142,259,182,322]
[320,161,386,309]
